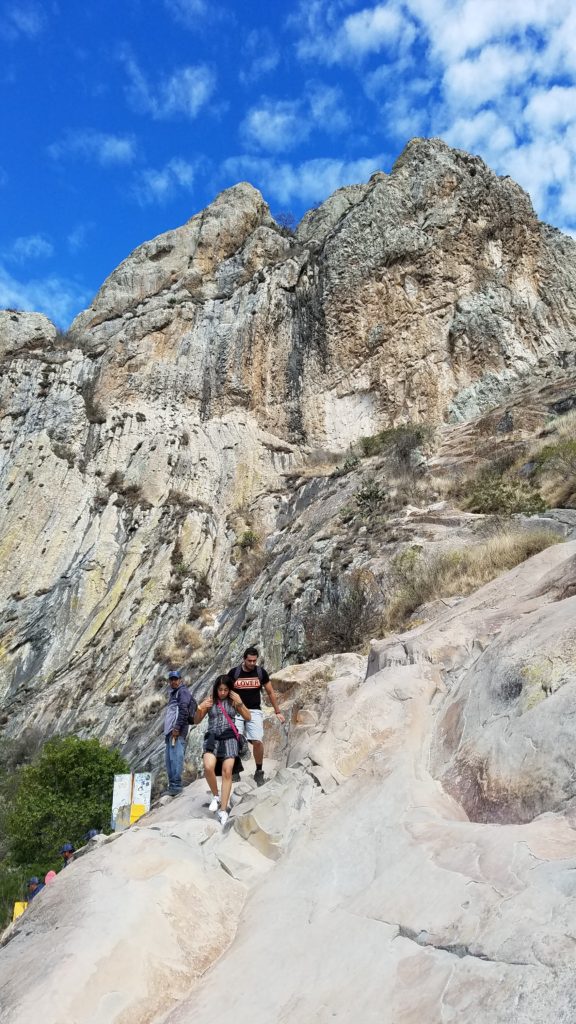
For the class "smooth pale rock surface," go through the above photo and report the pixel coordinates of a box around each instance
[0,779,245,1024]
[4,551,576,1022]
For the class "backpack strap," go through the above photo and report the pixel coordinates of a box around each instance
[232,665,264,682]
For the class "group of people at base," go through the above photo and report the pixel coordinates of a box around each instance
[15,834,97,921]
[164,646,285,826]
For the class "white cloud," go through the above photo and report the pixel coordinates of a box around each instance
[342,4,413,57]
[241,100,309,152]
[241,83,349,152]
[5,234,54,262]
[308,83,350,133]
[132,158,197,205]
[48,130,137,166]
[0,263,89,327]
[442,43,531,109]
[524,86,576,132]
[164,0,210,26]
[292,0,576,232]
[444,110,516,157]
[240,29,279,84]
[1,2,45,40]
[406,0,570,62]
[295,0,414,63]
[222,153,385,205]
[123,56,215,120]
[67,223,93,254]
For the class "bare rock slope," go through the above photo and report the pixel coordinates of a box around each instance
[3,543,576,1022]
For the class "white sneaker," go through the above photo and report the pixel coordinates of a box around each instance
[217,810,229,826]
[209,795,220,813]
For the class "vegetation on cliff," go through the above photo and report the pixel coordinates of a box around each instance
[0,736,127,925]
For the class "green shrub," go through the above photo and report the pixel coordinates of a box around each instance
[0,736,128,925]
[331,452,360,478]
[4,737,128,866]
[466,474,546,516]
[354,479,389,518]
[239,530,259,550]
[534,439,576,477]
[359,423,433,466]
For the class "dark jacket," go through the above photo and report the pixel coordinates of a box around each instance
[164,682,192,740]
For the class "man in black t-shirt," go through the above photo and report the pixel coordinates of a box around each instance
[228,646,285,786]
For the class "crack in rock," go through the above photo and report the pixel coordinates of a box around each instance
[395,924,532,966]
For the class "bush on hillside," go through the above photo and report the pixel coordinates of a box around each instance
[238,529,259,550]
[354,479,389,518]
[331,452,360,478]
[303,573,382,658]
[359,423,434,467]
[466,474,546,516]
[534,438,576,478]
[4,736,128,866]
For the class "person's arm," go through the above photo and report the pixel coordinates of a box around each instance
[194,695,213,724]
[229,691,251,721]
[263,680,285,724]
[174,686,192,735]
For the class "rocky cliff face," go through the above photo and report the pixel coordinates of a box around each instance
[2,137,576,764]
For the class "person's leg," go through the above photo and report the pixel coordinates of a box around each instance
[170,737,186,794]
[166,737,182,793]
[252,740,264,767]
[220,758,234,812]
[203,753,218,797]
[243,711,265,784]
[165,737,174,790]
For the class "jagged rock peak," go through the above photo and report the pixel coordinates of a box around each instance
[70,181,275,333]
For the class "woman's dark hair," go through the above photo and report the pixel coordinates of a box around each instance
[211,674,232,703]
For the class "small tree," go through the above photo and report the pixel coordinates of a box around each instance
[274,211,297,234]
[5,737,128,865]
[303,573,382,659]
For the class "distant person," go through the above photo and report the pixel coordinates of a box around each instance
[163,670,195,797]
[84,829,100,842]
[228,647,285,786]
[194,675,251,826]
[27,877,45,901]
[59,842,75,866]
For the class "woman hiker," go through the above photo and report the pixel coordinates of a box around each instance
[194,675,251,825]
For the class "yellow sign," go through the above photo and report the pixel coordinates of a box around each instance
[12,901,27,921]
[129,803,146,824]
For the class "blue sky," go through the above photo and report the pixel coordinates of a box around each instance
[2,0,576,326]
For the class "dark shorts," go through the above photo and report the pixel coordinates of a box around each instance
[203,734,238,761]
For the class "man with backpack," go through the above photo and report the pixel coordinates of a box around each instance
[164,670,196,797]
[228,647,284,786]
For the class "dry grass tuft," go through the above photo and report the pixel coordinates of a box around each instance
[384,528,560,631]
[175,623,203,650]
[154,623,204,667]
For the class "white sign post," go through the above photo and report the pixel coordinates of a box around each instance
[111,772,152,831]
